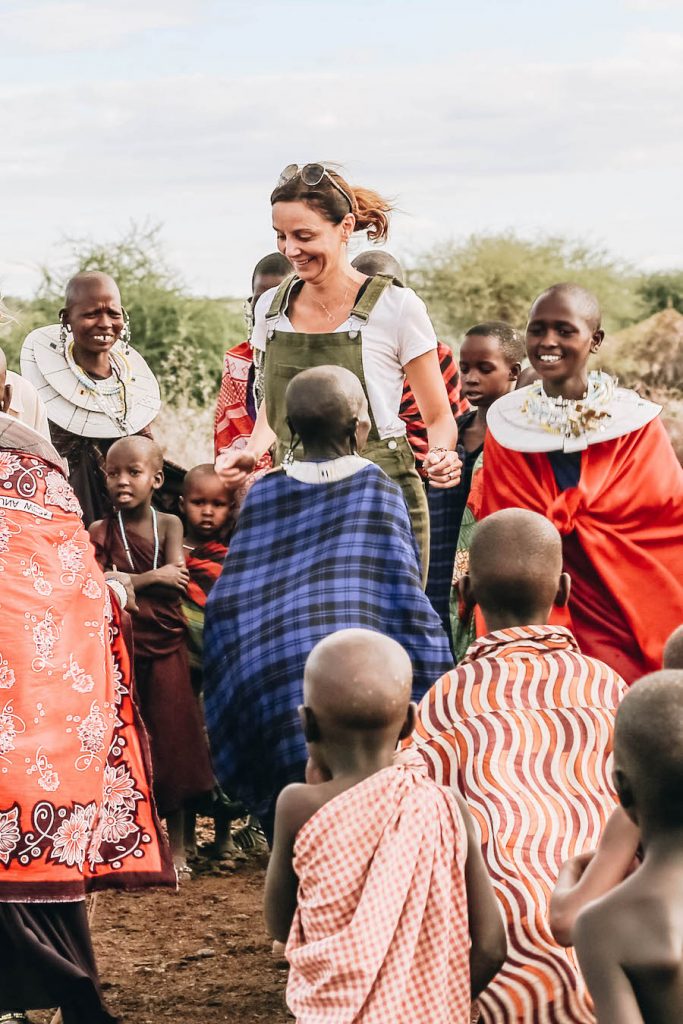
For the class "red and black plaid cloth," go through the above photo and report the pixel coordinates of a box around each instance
[186,540,228,609]
[399,342,469,476]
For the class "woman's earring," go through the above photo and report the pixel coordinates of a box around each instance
[59,322,69,353]
[283,432,301,467]
[120,310,131,355]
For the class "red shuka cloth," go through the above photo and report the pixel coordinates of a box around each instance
[185,540,227,610]
[481,418,683,681]
[0,454,174,900]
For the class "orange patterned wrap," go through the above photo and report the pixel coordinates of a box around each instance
[411,626,627,1023]
[0,452,174,901]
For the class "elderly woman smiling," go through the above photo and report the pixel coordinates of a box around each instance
[21,271,160,525]
[216,163,461,572]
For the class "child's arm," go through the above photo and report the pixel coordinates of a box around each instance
[264,784,323,943]
[454,791,507,998]
[131,514,190,594]
[574,903,645,1023]
[550,807,640,947]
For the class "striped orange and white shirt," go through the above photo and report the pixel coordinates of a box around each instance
[411,625,627,1024]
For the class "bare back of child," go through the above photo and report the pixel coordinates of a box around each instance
[574,670,683,1023]
[265,628,505,1022]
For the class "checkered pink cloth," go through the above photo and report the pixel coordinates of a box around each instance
[286,756,472,1023]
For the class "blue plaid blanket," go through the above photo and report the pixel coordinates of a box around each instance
[203,464,453,827]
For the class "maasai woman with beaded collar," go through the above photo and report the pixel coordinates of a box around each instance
[483,282,683,683]
[215,163,462,575]
[21,271,161,526]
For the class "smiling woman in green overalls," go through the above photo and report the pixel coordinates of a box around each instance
[216,163,461,574]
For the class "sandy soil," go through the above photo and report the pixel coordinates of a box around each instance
[30,845,291,1024]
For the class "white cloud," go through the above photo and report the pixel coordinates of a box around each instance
[2,0,198,51]
[2,29,683,296]
[626,0,683,9]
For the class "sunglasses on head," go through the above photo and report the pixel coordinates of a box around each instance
[276,163,354,211]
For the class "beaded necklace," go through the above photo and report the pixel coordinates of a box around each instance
[117,506,159,572]
[65,340,130,430]
[521,371,615,439]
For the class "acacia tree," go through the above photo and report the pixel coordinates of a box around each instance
[638,272,683,316]
[3,224,245,406]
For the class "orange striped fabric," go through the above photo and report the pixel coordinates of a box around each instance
[411,625,627,1024]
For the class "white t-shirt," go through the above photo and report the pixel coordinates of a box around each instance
[251,283,437,439]
[7,370,51,440]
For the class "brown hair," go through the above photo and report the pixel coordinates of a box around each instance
[270,165,392,243]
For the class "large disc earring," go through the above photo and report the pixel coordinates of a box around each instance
[120,310,131,355]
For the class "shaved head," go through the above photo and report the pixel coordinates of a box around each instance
[530,283,602,331]
[470,509,564,621]
[106,434,163,472]
[251,252,291,289]
[64,271,121,310]
[286,365,368,447]
[304,628,413,733]
[351,250,405,285]
[183,462,220,496]
[663,626,683,670]
[614,670,683,826]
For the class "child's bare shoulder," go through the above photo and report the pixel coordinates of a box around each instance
[276,780,342,840]
[88,518,106,541]
[576,869,682,969]
[157,511,183,528]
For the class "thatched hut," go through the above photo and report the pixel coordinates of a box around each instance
[598,307,683,392]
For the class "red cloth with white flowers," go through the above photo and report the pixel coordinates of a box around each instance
[0,452,174,901]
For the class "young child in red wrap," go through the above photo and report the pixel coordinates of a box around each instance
[483,283,683,682]
[179,463,243,861]
[89,436,213,876]
[265,628,505,1024]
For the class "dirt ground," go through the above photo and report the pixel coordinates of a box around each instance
[31,831,291,1024]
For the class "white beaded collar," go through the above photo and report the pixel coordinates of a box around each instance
[488,373,661,453]
[21,324,160,439]
[283,455,372,484]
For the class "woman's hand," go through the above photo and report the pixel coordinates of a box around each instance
[105,569,139,613]
[215,449,257,489]
[425,447,462,489]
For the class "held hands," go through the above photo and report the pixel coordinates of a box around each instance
[424,447,462,489]
[155,560,190,593]
[215,449,257,489]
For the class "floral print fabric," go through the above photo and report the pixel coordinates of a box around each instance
[0,452,174,901]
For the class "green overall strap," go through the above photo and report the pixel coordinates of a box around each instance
[265,274,299,337]
[347,274,394,336]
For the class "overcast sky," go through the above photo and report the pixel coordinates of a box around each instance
[3,0,683,299]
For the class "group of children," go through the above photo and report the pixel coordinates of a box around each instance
[82,263,683,1024]
[265,520,683,1024]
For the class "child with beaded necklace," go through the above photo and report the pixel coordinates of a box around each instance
[89,435,214,876]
